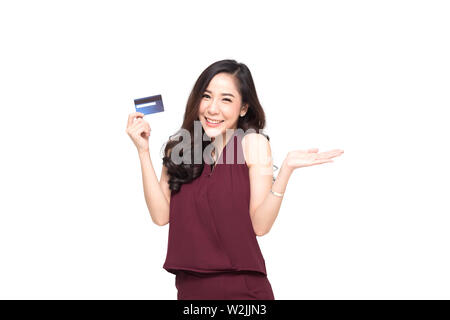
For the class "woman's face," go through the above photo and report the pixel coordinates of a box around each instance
[198,72,248,139]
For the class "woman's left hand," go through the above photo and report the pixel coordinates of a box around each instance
[283,148,344,171]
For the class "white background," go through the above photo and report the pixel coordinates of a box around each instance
[1,0,449,299]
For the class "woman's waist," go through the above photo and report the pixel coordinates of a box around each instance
[164,265,267,277]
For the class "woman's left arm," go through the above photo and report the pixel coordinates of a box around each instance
[243,133,344,236]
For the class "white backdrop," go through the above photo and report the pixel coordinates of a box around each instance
[0,0,449,299]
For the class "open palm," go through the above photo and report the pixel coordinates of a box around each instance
[284,148,344,170]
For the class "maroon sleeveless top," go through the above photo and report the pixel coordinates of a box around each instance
[163,130,267,276]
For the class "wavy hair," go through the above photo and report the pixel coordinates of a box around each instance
[161,59,270,194]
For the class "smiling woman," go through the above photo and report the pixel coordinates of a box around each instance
[159,59,276,300]
[161,60,269,194]
[199,76,245,134]
[125,58,344,300]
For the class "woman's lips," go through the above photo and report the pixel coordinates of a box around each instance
[205,117,224,127]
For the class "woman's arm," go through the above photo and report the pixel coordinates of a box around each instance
[242,133,344,236]
[138,150,171,226]
[242,133,292,236]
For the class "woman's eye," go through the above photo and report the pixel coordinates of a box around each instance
[202,94,231,102]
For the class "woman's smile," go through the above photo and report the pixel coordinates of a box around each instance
[205,117,224,127]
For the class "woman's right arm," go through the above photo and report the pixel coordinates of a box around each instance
[126,112,170,226]
[138,150,170,226]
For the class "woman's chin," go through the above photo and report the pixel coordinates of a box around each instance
[202,127,224,139]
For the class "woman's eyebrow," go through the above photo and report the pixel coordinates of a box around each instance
[205,89,235,98]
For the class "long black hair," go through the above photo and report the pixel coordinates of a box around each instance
[161,59,269,194]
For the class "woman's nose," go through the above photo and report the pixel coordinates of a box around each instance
[207,100,220,113]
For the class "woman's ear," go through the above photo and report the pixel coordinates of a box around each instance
[240,104,249,117]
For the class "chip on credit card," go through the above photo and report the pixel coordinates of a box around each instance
[134,94,164,115]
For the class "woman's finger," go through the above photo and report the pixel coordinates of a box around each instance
[131,123,147,136]
[126,112,144,129]
[135,124,151,139]
[317,150,343,160]
[129,118,145,132]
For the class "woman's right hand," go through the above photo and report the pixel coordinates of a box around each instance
[126,112,151,154]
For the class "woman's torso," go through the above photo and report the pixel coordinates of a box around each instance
[163,129,267,276]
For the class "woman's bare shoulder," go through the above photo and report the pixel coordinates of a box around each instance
[241,132,271,168]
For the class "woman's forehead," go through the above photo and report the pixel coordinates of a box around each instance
[207,73,239,94]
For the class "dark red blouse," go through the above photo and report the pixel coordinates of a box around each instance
[163,130,268,276]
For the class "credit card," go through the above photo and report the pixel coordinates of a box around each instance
[134,94,164,115]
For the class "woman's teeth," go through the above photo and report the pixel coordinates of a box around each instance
[206,117,224,124]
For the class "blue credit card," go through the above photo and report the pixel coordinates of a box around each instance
[134,94,164,115]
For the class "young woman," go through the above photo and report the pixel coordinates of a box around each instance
[126,59,344,300]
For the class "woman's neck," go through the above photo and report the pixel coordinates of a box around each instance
[210,129,236,162]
